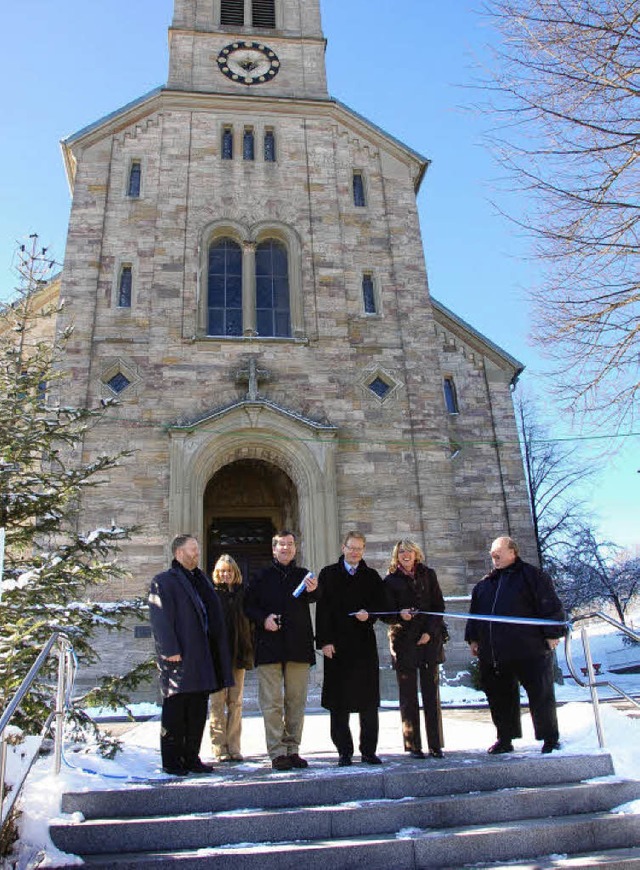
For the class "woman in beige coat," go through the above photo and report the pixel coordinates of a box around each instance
[209,555,254,761]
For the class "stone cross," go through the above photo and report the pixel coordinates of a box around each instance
[237,356,270,401]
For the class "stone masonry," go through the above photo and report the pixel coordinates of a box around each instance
[49,0,537,689]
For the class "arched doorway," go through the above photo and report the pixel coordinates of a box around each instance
[204,459,299,579]
[167,398,339,573]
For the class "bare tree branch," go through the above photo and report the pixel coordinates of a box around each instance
[481,0,640,427]
[515,391,593,566]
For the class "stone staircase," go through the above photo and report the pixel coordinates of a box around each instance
[50,751,640,868]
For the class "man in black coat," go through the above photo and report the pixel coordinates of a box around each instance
[244,530,318,771]
[316,531,385,766]
[149,535,234,775]
[465,536,566,755]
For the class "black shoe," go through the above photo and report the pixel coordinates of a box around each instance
[541,740,561,754]
[288,753,309,769]
[187,759,215,773]
[272,755,293,771]
[488,740,514,755]
[163,765,189,776]
[408,749,425,759]
[338,755,352,766]
[362,754,382,765]
[428,748,444,758]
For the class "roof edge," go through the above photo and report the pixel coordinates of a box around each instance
[333,98,430,190]
[61,87,165,146]
[431,296,525,385]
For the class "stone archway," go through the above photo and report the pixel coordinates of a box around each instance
[203,458,299,576]
[167,400,339,571]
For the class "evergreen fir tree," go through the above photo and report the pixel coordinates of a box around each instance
[0,236,153,755]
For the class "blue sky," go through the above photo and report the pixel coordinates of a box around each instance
[1,0,636,552]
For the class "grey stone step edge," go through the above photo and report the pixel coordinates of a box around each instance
[56,811,640,870]
[60,752,616,819]
[459,846,640,870]
[49,778,640,856]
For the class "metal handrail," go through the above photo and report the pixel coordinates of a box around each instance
[564,612,640,748]
[0,632,74,830]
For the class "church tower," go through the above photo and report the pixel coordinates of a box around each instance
[168,0,328,99]
[57,0,536,621]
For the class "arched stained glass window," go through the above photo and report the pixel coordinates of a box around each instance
[353,171,366,207]
[127,161,141,197]
[264,129,276,162]
[255,239,290,337]
[118,265,132,308]
[362,273,376,314]
[243,128,255,161]
[222,127,233,160]
[443,376,459,414]
[208,239,243,336]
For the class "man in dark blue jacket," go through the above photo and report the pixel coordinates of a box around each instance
[465,536,566,755]
[244,530,318,771]
[149,535,233,776]
[316,531,385,766]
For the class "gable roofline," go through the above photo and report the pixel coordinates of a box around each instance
[60,87,164,189]
[333,98,430,191]
[167,398,338,435]
[60,88,430,192]
[61,87,165,148]
[431,296,525,385]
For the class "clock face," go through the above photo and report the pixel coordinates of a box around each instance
[217,42,281,86]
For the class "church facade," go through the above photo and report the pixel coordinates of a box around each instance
[56,0,536,619]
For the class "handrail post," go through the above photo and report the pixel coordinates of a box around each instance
[0,733,7,817]
[53,636,68,775]
[581,626,605,748]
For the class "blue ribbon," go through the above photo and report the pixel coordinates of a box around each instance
[348,609,569,627]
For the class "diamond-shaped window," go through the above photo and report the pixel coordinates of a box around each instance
[368,377,391,399]
[107,372,131,394]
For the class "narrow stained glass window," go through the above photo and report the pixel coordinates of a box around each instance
[243,128,255,161]
[118,265,132,308]
[362,273,376,314]
[264,129,276,162]
[256,239,290,337]
[443,377,459,414]
[208,239,243,336]
[222,127,234,160]
[353,171,366,207]
[127,161,141,197]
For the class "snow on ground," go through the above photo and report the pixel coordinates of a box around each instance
[4,620,639,868]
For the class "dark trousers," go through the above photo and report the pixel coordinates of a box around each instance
[480,654,559,743]
[161,691,209,770]
[396,664,443,753]
[329,707,379,758]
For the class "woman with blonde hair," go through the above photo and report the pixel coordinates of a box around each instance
[209,554,254,762]
[383,539,446,759]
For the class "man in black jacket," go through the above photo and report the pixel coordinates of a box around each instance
[316,531,385,766]
[465,536,566,755]
[244,530,318,771]
[149,535,233,775]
